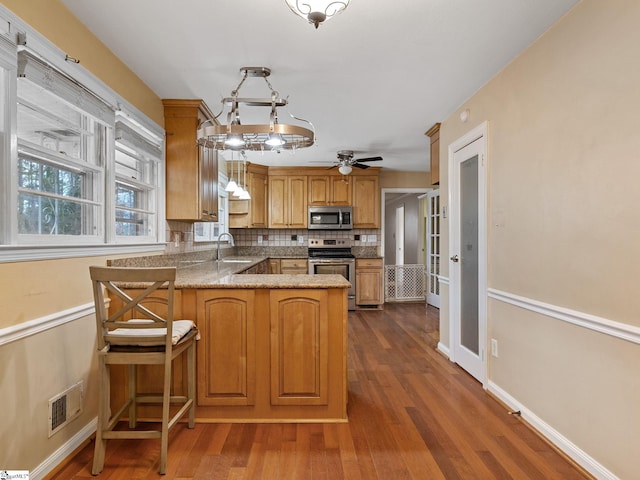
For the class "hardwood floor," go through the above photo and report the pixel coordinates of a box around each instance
[48,303,590,479]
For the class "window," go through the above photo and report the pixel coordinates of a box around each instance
[114,114,163,242]
[0,16,166,260]
[16,59,108,243]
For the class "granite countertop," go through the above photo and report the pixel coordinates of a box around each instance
[177,258,350,289]
[113,256,350,290]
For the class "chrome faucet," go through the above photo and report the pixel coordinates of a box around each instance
[216,232,235,261]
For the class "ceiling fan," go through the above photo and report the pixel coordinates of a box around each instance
[330,150,383,174]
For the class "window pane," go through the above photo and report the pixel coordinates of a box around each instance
[115,207,151,236]
[18,191,98,236]
[115,181,152,237]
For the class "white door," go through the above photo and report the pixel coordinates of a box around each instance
[449,122,487,384]
[395,205,404,265]
[426,189,440,308]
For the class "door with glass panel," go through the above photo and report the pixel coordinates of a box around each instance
[449,124,487,384]
[426,189,440,307]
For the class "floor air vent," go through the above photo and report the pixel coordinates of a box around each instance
[48,381,83,437]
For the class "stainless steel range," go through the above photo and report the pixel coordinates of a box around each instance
[308,238,356,311]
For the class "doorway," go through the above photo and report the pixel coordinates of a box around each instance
[381,188,430,303]
[448,122,487,385]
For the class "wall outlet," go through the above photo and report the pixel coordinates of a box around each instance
[257,235,263,245]
[298,235,304,244]
[491,338,499,358]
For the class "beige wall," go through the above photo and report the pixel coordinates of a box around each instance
[379,170,430,189]
[439,0,640,477]
[0,1,164,472]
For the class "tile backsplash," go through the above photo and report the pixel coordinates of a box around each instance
[165,220,381,255]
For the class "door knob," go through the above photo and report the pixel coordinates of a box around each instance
[450,255,459,262]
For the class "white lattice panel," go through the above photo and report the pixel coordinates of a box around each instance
[384,264,426,302]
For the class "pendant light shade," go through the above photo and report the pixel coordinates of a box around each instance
[285,1,350,29]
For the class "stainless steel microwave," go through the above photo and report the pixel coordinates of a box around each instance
[308,206,353,230]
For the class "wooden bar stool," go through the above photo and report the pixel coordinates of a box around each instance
[89,266,198,475]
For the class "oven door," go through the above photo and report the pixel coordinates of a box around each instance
[309,259,356,310]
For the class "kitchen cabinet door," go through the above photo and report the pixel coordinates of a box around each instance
[163,99,218,221]
[356,258,384,308]
[196,290,256,406]
[249,169,268,228]
[352,175,380,228]
[268,175,307,228]
[269,289,328,406]
[308,175,352,206]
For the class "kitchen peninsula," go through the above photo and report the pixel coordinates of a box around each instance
[106,255,350,423]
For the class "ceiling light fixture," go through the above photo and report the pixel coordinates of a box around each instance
[338,164,352,175]
[198,67,315,152]
[285,0,350,29]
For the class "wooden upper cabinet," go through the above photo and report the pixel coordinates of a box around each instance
[426,122,441,186]
[248,166,268,228]
[163,99,218,222]
[269,175,307,228]
[352,175,380,228]
[228,162,268,228]
[308,175,352,206]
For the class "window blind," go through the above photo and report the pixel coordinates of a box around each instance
[17,49,114,126]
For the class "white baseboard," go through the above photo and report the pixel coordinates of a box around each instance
[436,341,450,359]
[30,418,97,480]
[487,381,618,480]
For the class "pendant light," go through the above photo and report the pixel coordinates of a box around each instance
[225,154,238,193]
[198,67,314,151]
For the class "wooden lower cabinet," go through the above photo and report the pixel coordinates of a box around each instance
[195,287,347,421]
[356,258,384,309]
[196,290,256,406]
[279,258,308,274]
[270,290,328,406]
[109,285,347,421]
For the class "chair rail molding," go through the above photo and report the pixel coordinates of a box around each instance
[488,288,640,345]
[0,302,96,346]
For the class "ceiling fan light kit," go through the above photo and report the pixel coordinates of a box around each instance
[332,150,383,175]
[198,67,315,152]
[285,0,350,29]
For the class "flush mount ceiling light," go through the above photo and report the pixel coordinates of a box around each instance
[285,0,350,29]
[198,67,315,152]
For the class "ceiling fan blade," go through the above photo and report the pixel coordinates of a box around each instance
[355,156,383,162]
[353,162,371,169]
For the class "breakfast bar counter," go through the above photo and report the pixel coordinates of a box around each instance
[107,256,350,423]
